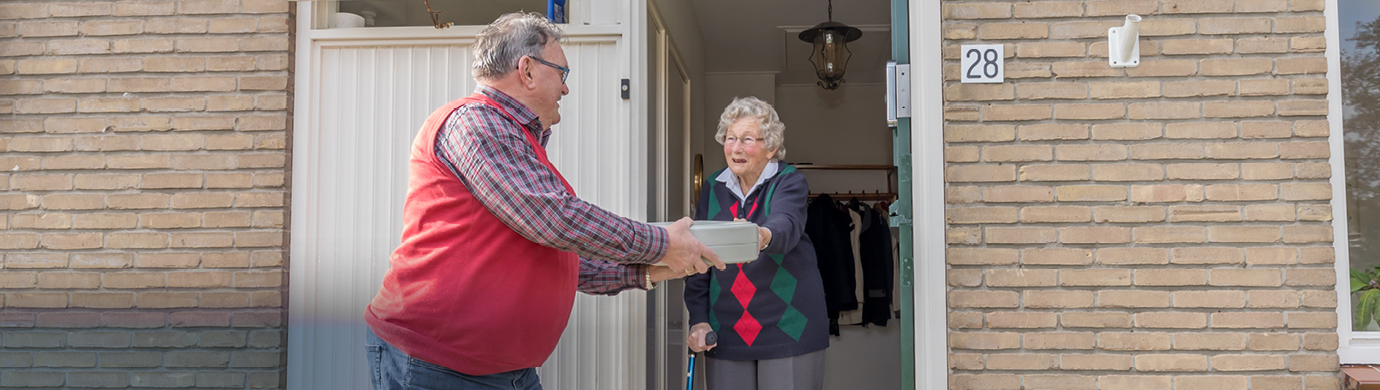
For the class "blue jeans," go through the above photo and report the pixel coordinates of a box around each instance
[366,326,542,390]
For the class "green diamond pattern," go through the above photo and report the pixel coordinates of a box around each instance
[777,305,807,341]
[708,274,721,331]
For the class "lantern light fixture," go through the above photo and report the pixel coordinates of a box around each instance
[797,0,862,90]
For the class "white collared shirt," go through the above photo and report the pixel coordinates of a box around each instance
[716,162,779,206]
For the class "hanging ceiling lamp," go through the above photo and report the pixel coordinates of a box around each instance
[797,0,862,90]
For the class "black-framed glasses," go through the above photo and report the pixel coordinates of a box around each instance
[528,56,570,84]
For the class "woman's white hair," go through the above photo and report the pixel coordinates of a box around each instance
[472,13,565,81]
[715,96,786,160]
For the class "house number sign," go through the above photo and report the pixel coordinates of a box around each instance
[960,44,1004,84]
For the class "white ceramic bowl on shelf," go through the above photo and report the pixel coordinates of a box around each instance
[650,220,759,264]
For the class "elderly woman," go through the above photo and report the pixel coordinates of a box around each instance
[684,96,829,390]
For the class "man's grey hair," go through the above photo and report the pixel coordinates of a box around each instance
[472,13,566,81]
[715,96,787,160]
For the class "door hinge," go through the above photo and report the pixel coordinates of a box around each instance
[885,61,911,126]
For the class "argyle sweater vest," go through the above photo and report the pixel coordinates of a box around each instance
[685,162,829,361]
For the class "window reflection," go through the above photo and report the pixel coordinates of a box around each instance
[1342,0,1380,332]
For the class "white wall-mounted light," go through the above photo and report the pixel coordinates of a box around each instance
[1109,15,1141,68]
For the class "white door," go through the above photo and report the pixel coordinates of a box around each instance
[287,2,656,389]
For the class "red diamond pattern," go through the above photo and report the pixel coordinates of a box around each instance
[729,265,761,345]
[730,265,755,309]
[734,310,762,346]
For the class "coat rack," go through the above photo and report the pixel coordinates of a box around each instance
[794,164,898,201]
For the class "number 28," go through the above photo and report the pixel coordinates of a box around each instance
[965,48,999,79]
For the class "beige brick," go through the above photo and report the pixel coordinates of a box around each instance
[1171,247,1244,265]
[1133,226,1205,244]
[79,97,141,113]
[1293,78,1328,95]
[1278,99,1328,117]
[1161,38,1233,55]
[1204,101,1275,118]
[986,353,1059,370]
[1175,376,1248,390]
[4,251,67,266]
[37,272,100,289]
[1244,204,1295,222]
[1213,312,1287,329]
[948,165,1016,182]
[1282,225,1331,244]
[1139,19,1196,37]
[1246,247,1297,266]
[1241,162,1293,180]
[951,374,1020,390]
[71,292,134,309]
[1025,291,1094,308]
[17,21,78,37]
[1163,80,1235,97]
[69,213,135,231]
[1017,82,1088,100]
[1125,60,1198,77]
[1023,126,1093,144]
[948,207,1017,224]
[984,186,1053,203]
[1285,269,1336,287]
[949,270,982,287]
[950,291,1019,308]
[986,269,1057,288]
[947,146,979,163]
[78,57,142,73]
[1127,102,1198,120]
[80,20,143,36]
[1053,61,1124,78]
[1168,205,1240,222]
[1199,17,1273,35]
[1098,290,1170,308]
[11,213,72,230]
[141,173,203,189]
[1060,354,1133,371]
[1093,206,1164,223]
[40,232,101,250]
[988,312,1058,329]
[1165,121,1236,139]
[1240,79,1291,97]
[983,145,1052,162]
[1237,37,1289,54]
[1205,184,1278,201]
[1212,354,1286,371]
[1054,103,1125,120]
[1061,269,1131,286]
[1302,332,1338,350]
[8,292,69,308]
[1292,36,1327,52]
[170,232,233,248]
[1276,16,1326,34]
[1280,141,1329,159]
[0,3,50,19]
[1021,206,1091,223]
[1248,290,1301,309]
[1050,184,1121,202]
[1166,163,1237,180]
[1287,312,1336,329]
[16,98,77,114]
[1135,312,1207,329]
[949,227,981,244]
[1020,164,1089,182]
[1130,184,1204,203]
[1201,59,1274,77]
[981,105,1051,121]
[1062,313,1133,329]
[105,232,167,249]
[1022,248,1093,265]
[1016,42,1086,58]
[1135,354,1209,372]
[979,22,1048,40]
[136,292,198,308]
[1091,164,1163,181]
[40,194,103,211]
[1135,269,1207,286]
[1128,143,1202,161]
[1174,291,1248,309]
[1243,111,1296,131]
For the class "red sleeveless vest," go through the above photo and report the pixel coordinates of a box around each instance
[364,92,579,375]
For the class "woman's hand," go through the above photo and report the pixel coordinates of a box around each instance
[687,322,717,352]
[734,218,771,251]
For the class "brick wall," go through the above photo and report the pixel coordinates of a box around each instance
[0,0,291,388]
[942,0,1340,388]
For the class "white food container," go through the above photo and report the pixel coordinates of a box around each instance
[650,221,760,264]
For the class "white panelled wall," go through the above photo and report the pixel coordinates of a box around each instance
[289,3,648,389]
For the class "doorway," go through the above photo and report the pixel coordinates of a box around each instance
[644,0,922,388]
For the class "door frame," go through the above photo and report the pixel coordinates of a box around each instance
[908,0,948,388]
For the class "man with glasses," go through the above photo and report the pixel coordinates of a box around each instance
[363,12,726,390]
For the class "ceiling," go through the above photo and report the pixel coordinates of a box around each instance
[688,0,893,85]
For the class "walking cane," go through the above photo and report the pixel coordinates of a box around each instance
[686,331,717,390]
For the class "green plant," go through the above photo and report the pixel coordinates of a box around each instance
[1354,264,1380,330]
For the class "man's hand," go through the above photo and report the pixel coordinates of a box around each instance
[648,265,690,283]
[659,217,726,275]
[687,322,716,352]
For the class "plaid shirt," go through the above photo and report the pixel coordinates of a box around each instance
[434,86,668,295]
